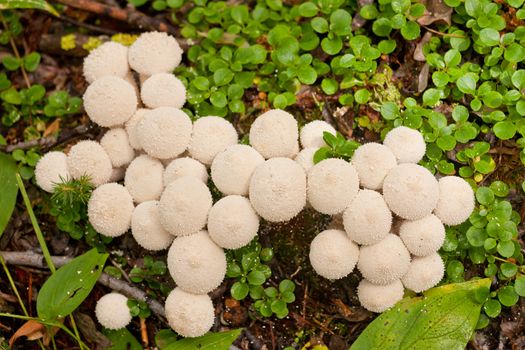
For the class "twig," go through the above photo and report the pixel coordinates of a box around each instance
[58,16,118,35]
[421,25,466,38]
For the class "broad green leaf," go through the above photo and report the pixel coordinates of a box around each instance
[164,329,243,350]
[104,328,142,350]
[0,153,18,238]
[0,0,59,16]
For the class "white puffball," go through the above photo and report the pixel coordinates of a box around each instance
[164,157,208,186]
[95,293,132,330]
[67,140,112,187]
[357,279,404,313]
[124,155,164,203]
[141,73,186,109]
[109,167,126,182]
[125,108,148,150]
[128,31,182,75]
[402,253,444,293]
[83,42,129,84]
[88,183,134,237]
[294,147,318,172]
[383,126,426,164]
[249,109,299,159]
[188,116,238,165]
[351,143,397,190]
[165,288,214,338]
[100,128,135,167]
[399,214,445,256]
[300,120,336,148]
[131,201,174,251]
[434,176,475,226]
[35,151,70,193]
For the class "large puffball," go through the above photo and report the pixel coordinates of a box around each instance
[351,143,397,190]
[188,116,238,165]
[88,183,134,237]
[125,108,148,150]
[165,288,214,338]
[208,195,259,249]
[401,253,444,293]
[357,279,404,313]
[300,120,336,148]
[83,76,137,127]
[67,140,112,187]
[83,42,129,84]
[124,155,164,203]
[128,31,182,75]
[95,293,132,330]
[211,144,264,196]
[343,190,392,245]
[434,176,475,226]
[309,229,359,280]
[164,157,208,186]
[141,73,186,109]
[131,201,174,251]
[383,126,426,164]
[35,151,70,193]
[100,128,135,167]
[295,147,318,172]
[382,163,439,220]
[399,214,445,256]
[249,109,299,159]
[159,177,212,236]
[167,230,226,294]
[249,157,306,222]
[307,158,359,215]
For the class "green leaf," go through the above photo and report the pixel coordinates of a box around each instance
[23,52,41,72]
[164,329,243,350]
[2,55,20,71]
[231,281,249,300]
[476,187,494,205]
[483,299,501,318]
[493,121,517,140]
[515,275,525,296]
[380,102,401,120]
[213,68,234,86]
[298,2,318,17]
[457,73,478,95]
[247,270,266,285]
[498,286,519,306]
[0,154,18,238]
[279,279,295,293]
[400,21,420,40]
[321,78,338,95]
[104,328,142,350]
[156,329,179,349]
[479,28,500,46]
[329,9,352,36]
[311,17,329,33]
[321,37,343,55]
[0,0,59,16]
[504,43,525,63]
[297,65,317,84]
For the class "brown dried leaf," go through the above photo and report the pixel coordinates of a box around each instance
[418,63,430,93]
[9,320,46,347]
[414,32,433,62]
[418,0,453,26]
[43,119,61,137]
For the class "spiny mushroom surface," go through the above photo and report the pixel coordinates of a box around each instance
[357,279,404,313]
[401,253,444,293]
[140,73,186,109]
[67,140,112,187]
[124,155,164,203]
[95,293,132,330]
[249,109,299,159]
[383,126,426,164]
[434,176,475,226]
[83,42,129,84]
[131,201,174,251]
[399,214,445,256]
[35,151,70,193]
[100,128,135,168]
[164,157,208,186]
[188,116,238,165]
[88,183,134,237]
[351,142,397,190]
[165,287,214,338]
[128,31,183,75]
[299,120,336,148]
[294,147,318,172]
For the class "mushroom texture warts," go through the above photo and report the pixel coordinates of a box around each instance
[131,201,174,251]
[357,279,404,313]
[100,128,135,168]
[141,73,186,109]
[351,143,397,190]
[165,288,214,338]
[164,157,208,186]
[124,155,164,203]
[294,147,318,172]
[83,41,129,84]
[399,214,445,256]
[434,176,475,226]
[95,293,132,330]
[188,116,238,165]
[67,140,112,187]
[383,126,426,164]
[128,31,183,75]
[299,120,336,148]
[249,109,299,159]
[35,151,70,193]
[401,253,444,293]
[88,183,134,237]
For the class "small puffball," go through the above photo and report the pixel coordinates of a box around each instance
[309,229,359,280]
[383,126,426,163]
[294,147,318,172]
[357,279,404,313]
[83,42,129,84]
[249,109,299,159]
[159,177,212,236]
[88,183,134,237]
[249,158,306,222]
[165,288,214,338]
[211,144,264,195]
[343,190,392,245]
[300,120,336,148]
[100,128,135,167]
[399,214,445,256]
[141,73,186,109]
[35,151,70,193]
[95,293,132,330]
[83,76,137,127]
[188,116,238,165]
[357,234,411,285]
[382,163,439,220]
[208,196,259,249]
[131,201,174,251]
[137,107,193,159]
[164,157,208,186]
[351,143,397,190]
[128,31,182,75]
[67,140,112,186]
[402,253,444,293]
[307,158,359,215]
[125,155,164,203]
[167,230,226,294]
[434,176,475,226]
[125,108,148,150]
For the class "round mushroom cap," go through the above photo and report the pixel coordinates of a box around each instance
[131,201,174,251]
[309,229,359,280]
[95,293,132,330]
[351,143,397,190]
[83,42,129,84]
[300,120,336,148]
[357,234,411,285]
[164,157,208,186]
[211,144,264,196]
[208,196,259,249]
[167,230,226,294]
[402,253,444,293]
[124,155,164,203]
[100,128,135,167]
[35,151,70,193]
[249,109,299,159]
[307,158,359,215]
[357,279,404,313]
[109,166,126,182]
[88,183,134,237]
[165,288,214,338]
[67,140,112,187]
[137,107,193,159]
[383,126,426,164]
[141,73,186,109]
[249,157,306,222]
[83,76,137,127]
[128,31,182,75]
[159,177,212,236]
[343,190,392,245]
[434,176,475,226]
[294,147,318,172]
[399,214,445,256]
[188,116,238,165]
[125,108,148,150]
[382,163,439,220]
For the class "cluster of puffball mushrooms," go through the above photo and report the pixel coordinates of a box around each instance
[34,31,476,338]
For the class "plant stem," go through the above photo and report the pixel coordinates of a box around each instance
[0,13,31,88]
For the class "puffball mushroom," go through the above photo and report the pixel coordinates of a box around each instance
[309,229,359,280]
[125,108,148,150]
[141,73,186,109]
[100,128,135,167]
[434,176,475,226]
[299,120,336,148]
[399,214,445,257]
[35,151,70,193]
[343,190,392,245]
[351,143,397,190]
[124,155,164,203]
[188,116,238,165]
[211,144,264,195]
[208,195,259,249]
[249,157,306,222]
[95,293,132,330]
[249,109,299,159]
[167,230,226,294]
[159,177,212,236]
[83,76,137,127]
[67,140,112,187]
[83,41,129,84]
[357,234,411,285]
[383,126,426,164]
[165,288,214,338]
[382,163,439,220]
[128,31,183,75]
[357,279,404,313]
[401,253,444,293]
[294,147,318,172]
[307,158,359,215]
[131,201,174,251]
[164,157,208,186]
[88,183,134,237]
